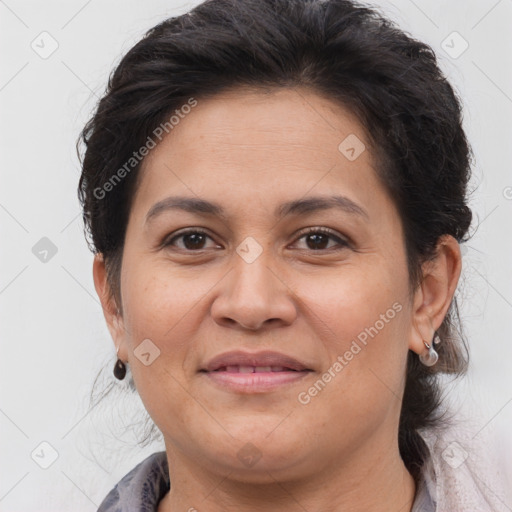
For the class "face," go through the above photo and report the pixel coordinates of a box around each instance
[99,87,421,481]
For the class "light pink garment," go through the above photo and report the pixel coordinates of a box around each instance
[417,406,511,512]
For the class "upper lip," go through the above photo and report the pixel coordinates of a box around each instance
[201,350,313,372]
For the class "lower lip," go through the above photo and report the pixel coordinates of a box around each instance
[201,370,312,393]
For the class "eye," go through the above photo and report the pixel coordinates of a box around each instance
[163,228,219,251]
[163,227,350,252]
[292,227,350,251]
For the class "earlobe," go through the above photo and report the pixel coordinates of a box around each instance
[92,253,127,360]
[409,235,462,356]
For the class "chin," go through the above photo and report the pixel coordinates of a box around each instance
[195,433,312,482]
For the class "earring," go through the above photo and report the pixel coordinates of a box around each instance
[113,344,126,380]
[419,337,439,367]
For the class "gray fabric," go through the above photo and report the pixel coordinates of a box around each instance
[97,452,169,512]
[411,472,436,512]
[97,451,435,511]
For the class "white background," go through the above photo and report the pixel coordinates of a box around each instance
[1,0,511,510]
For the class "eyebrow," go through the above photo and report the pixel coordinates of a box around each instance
[145,194,369,225]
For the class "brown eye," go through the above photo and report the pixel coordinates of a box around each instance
[294,228,349,251]
[164,229,218,251]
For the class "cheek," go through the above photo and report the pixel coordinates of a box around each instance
[121,261,208,346]
[119,260,226,405]
[297,263,409,395]
[300,262,406,341]
[294,273,409,449]
[121,283,193,431]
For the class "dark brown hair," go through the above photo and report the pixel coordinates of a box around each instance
[78,0,472,481]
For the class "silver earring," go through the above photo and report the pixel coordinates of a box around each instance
[419,338,439,367]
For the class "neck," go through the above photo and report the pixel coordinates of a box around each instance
[157,438,417,512]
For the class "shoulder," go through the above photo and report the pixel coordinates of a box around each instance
[97,451,170,512]
[415,420,510,512]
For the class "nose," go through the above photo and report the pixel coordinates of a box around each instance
[210,249,297,331]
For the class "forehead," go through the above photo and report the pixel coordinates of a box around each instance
[148,87,369,157]
[132,87,389,222]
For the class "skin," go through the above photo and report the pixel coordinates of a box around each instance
[93,87,462,512]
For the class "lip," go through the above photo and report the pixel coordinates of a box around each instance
[199,350,314,393]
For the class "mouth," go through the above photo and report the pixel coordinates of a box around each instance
[209,365,301,373]
[201,350,313,372]
[199,351,314,393]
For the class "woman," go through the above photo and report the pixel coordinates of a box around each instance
[77,0,509,510]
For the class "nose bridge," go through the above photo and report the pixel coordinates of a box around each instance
[211,238,296,330]
[233,242,275,298]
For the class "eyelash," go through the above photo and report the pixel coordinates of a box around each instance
[163,227,350,252]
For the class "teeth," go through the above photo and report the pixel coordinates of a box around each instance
[218,365,293,372]
[255,366,272,372]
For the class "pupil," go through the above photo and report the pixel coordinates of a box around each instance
[308,233,328,250]
[184,233,205,249]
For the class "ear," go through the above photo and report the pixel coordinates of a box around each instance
[92,253,128,361]
[409,235,462,354]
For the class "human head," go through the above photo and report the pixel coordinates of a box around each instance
[79,0,471,484]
